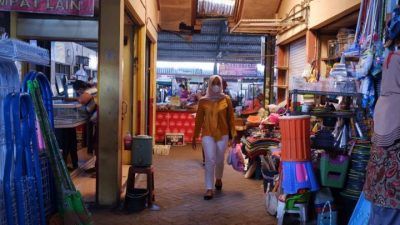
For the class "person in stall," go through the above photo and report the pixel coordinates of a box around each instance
[192,75,236,200]
[57,79,98,172]
[363,12,400,225]
[178,84,190,99]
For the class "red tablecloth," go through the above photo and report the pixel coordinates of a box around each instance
[155,111,200,143]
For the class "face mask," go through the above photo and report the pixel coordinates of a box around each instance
[212,85,221,93]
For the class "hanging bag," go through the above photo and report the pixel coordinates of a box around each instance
[265,179,280,216]
[317,201,338,225]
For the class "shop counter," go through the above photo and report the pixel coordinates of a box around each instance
[155,109,198,143]
[53,100,88,128]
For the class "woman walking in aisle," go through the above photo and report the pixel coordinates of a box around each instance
[192,75,236,200]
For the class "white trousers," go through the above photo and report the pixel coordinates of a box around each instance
[202,135,229,190]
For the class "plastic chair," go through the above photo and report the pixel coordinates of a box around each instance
[276,193,309,225]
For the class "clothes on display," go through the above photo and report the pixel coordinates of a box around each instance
[241,137,280,159]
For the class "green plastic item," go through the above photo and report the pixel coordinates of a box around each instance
[320,154,350,188]
[285,192,310,210]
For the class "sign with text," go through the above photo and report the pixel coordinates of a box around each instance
[0,0,95,17]
[165,133,185,146]
[219,63,259,77]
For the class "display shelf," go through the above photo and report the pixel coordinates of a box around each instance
[291,110,355,118]
[54,118,86,129]
[0,38,50,65]
[290,89,361,97]
[321,55,360,63]
[273,85,288,88]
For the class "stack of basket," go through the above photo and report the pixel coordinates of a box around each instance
[341,140,371,200]
[280,115,319,195]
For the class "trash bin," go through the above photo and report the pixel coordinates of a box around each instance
[124,188,148,213]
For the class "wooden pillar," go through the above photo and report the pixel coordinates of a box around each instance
[149,42,157,139]
[98,0,124,206]
[306,30,318,63]
[9,12,17,38]
[136,26,146,135]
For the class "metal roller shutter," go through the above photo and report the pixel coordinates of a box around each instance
[289,37,306,77]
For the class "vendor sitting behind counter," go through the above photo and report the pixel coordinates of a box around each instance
[56,80,97,170]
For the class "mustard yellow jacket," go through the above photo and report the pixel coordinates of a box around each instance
[193,96,236,141]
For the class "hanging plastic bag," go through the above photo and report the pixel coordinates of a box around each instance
[317,201,338,225]
[228,144,244,172]
[265,181,280,216]
[355,50,374,79]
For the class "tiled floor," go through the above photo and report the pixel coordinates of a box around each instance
[75,145,277,225]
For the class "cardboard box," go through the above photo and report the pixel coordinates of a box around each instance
[165,133,185,146]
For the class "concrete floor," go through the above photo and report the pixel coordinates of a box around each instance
[74,145,277,225]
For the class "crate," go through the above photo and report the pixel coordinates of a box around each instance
[320,154,349,188]
[154,145,171,156]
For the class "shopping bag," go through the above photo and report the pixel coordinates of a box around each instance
[265,181,280,216]
[317,201,337,225]
[227,144,244,172]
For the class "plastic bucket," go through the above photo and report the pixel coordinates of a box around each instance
[279,115,311,161]
[124,188,148,213]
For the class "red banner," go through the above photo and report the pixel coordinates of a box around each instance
[0,0,94,17]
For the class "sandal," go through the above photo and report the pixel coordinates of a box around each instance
[203,190,213,200]
[215,180,222,191]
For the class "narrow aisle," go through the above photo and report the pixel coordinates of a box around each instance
[92,145,277,225]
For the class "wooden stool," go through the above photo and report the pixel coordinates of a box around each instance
[126,166,155,208]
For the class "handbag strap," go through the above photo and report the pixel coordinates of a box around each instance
[320,200,332,225]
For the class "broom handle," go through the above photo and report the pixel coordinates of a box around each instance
[28,81,66,202]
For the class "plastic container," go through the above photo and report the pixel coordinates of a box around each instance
[348,192,371,225]
[279,115,311,161]
[131,135,153,167]
[124,188,148,213]
[281,161,319,194]
[320,154,350,188]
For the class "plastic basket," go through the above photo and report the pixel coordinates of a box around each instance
[281,161,319,194]
[320,154,349,188]
[348,192,371,225]
[279,115,311,161]
[22,176,37,225]
[0,181,6,225]
[39,152,56,217]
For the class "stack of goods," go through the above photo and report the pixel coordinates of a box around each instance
[279,115,319,194]
[336,28,355,55]
[241,136,280,159]
[341,140,371,200]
